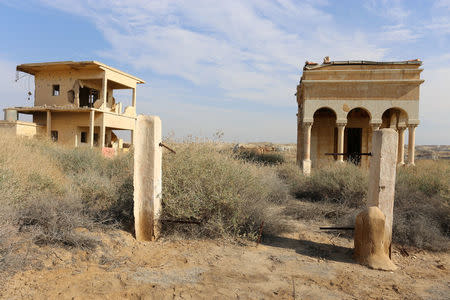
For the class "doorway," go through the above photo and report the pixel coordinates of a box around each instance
[79,87,99,108]
[346,128,362,165]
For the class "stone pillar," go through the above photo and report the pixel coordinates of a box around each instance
[336,122,346,162]
[407,125,417,166]
[89,110,95,148]
[46,110,51,138]
[302,121,313,175]
[397,127,406,165]
[134,115,162,241]
[367,128,398,255]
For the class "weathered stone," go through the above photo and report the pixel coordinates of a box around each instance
[354,206,397,271]
[134,115,162,241]
[367,128,398,254]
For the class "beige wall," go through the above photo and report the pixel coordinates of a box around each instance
[34,69,104,107]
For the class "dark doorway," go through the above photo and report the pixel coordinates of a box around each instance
[79,87,99,108]
[346,128,362,165]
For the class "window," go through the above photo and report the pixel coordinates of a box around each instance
[81,132,87,143]
[52,85,60,96]
[51,131,58,142]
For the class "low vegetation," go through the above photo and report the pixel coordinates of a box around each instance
[0,134,448,280]
[276,159,449,251]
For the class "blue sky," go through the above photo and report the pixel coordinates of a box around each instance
[0,0,449,144]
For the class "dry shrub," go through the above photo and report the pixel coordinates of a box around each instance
[238,150,285,165]
[394,161,450,250]
[161,141,288,240]
[278,162,367,207]
[13,196,98,248]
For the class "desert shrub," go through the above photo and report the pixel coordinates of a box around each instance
[13,196,98,248]
[161,142,288,239]
[393,161,450,250]
[279,162,367,207]
[238,150,285,165]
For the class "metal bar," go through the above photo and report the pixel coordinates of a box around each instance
[159,142,176,154]
[324,152,372,156]
[319,226,355,230]
[160,219,201,224]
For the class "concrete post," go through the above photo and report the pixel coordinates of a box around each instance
[89,110,95,148]
[132,88,136,108]
[336,123,346,162]
[367,129,398,255]
[134,115,162,241]
[302,121,312,175]
[397,127,406,166]
[407,125,417,166]
[102,74,107,108]
[46,110,51,138]
[99,122,105,148]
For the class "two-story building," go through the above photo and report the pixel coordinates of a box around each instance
[0,61,144,153]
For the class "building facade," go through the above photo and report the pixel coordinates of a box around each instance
[296,58,424,174]
[0,61,144,153]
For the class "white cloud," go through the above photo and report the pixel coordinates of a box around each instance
[35,0,385,108]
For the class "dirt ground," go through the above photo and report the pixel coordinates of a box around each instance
[1,220,448,300]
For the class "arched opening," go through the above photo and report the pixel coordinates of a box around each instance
[381,108,408,129]
[311,107,337,167]
[345,107,371,165]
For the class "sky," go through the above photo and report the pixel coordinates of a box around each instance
[0,0,449,144]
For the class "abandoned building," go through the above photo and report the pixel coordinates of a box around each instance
[296,58,424,174]
[0,61,144,153]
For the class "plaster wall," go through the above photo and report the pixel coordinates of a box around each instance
[34,69,104,107]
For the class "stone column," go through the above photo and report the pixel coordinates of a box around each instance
[367,128,398,255]
[134,115,162,241]
[397,127,406,165]
[46,110,51,138]
[89,110,95,148]
[302,121,313,175]
[407,125,417,166]
[336,122,346,162]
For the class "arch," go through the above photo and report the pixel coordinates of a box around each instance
[311,107,338,166]
[345,107,372,121]
[313,106,337,118]
[345,107,371,166]
[381,107,409,129]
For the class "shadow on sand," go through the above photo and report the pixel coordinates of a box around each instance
[262,235,355,264]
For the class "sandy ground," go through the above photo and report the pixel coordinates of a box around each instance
[1,221,449,300]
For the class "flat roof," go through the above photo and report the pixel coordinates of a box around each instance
[16,61,145,84]
[304,59,422,70]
